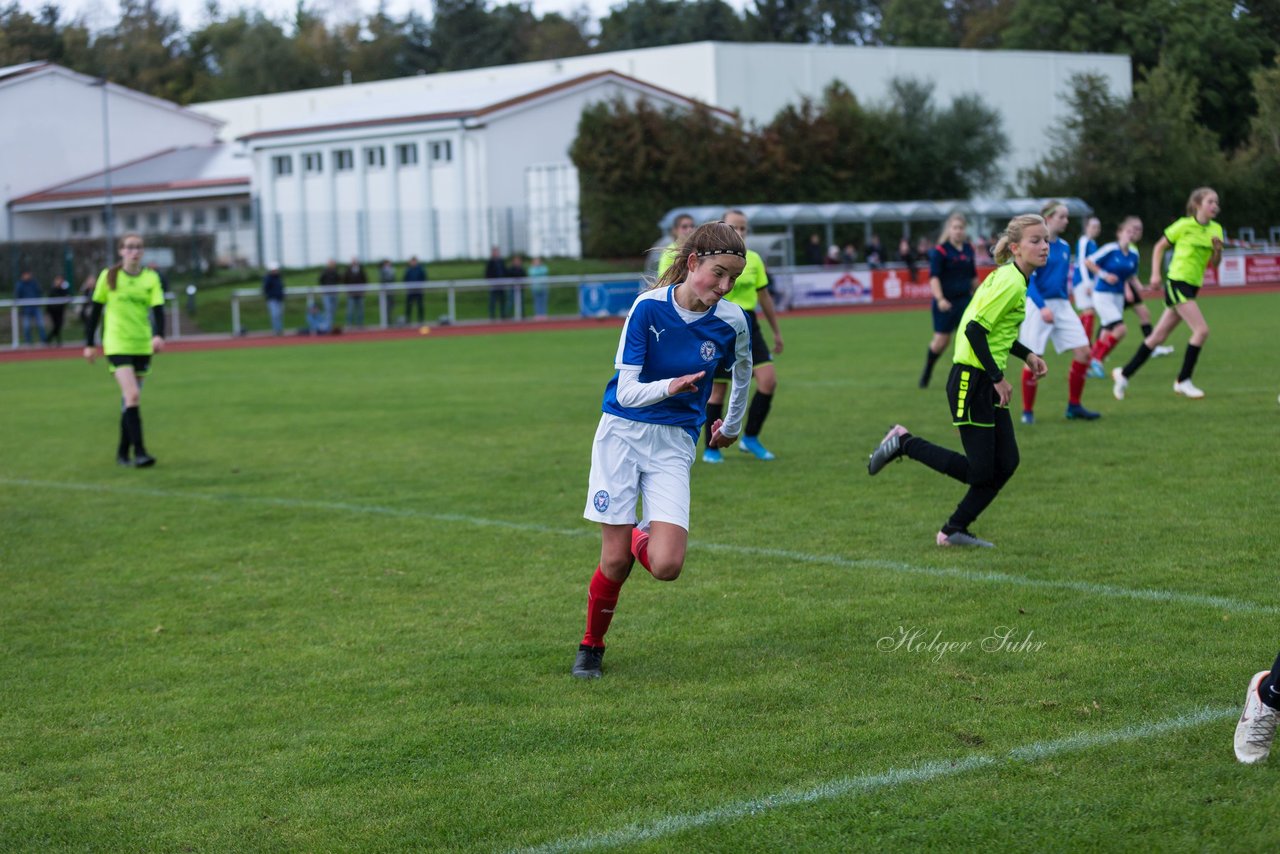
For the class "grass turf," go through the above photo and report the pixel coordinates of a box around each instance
[2,292,1278,851]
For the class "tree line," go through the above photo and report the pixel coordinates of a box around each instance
[571,80,1009,256]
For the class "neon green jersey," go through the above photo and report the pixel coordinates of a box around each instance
[656,241,679,277]
[723,250,768,312]
[1164,216,1224,286]
[952,264,1027,374]
[92,267,164,355]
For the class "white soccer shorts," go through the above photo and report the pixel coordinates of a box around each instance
[1073,282,1095,311]
[584,413,696,530]
[1093,291,1126,327]
[1019,297,1090,355]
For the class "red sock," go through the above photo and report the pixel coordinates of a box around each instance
[582,566,623,647]
[1068,359,1087,405]
[631,526,651,574]
[1095,333,1119,361]
[1021,365,1038,413]
[1081,312,1095,342]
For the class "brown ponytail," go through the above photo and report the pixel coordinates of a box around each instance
[654,222,745,289]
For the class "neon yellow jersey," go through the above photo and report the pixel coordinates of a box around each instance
[92,267,164,355]
[723,250,767,312]
[952,264,1027,373]
[1164,216,1224,286]
[656,242,679,277]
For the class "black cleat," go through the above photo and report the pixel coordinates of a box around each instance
[867,425,909,475]
[117,455,132,467]
[572,643,605,679]
[132,453,157,468]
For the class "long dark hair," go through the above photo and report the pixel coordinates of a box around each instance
[106,232,143,290]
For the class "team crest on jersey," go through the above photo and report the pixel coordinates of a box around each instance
[699,341,718,362]
[593,490,610,512]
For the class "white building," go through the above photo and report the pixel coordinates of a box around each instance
[0,62,226,244]
[197,42,1132,180]
[240,70,730,267]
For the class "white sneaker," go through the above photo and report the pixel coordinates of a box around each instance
[1152,345,1175,358]
[1173,378,1205,399]
[1111,367,1128,401]
[1235,671,1279,763]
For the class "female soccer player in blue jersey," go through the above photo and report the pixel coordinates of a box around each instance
[1019,201,1099,422]
[83,232,166,467]
[1112,187,1223,401]
[919,212,979,388]
[572,222,752,678]
[1084,217,1143,373]
[866,214,1049,548]
[1073,215,1100,344]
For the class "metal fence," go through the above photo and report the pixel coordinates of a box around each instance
[1,294,182,349]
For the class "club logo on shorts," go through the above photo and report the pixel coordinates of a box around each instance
[593,490,610,512]
[699,340,718,362]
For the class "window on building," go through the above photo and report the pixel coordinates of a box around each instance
[273,155,293,177]
[430,140,452,163]
[303,152,323,173]
[364,145,386,168]
[70,216,90,235]
[146,211,160,230]
[192,208,207,227]
[124,213,138,230]
[240,204,253,223]
[334,149,354,171]
[216,206,230,225]
[396,143,419,166]
[170,209,183,228]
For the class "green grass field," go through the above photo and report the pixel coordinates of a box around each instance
[3,293,1279,851]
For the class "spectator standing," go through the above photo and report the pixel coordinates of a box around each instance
[47,274,72,346]
[378,259,396,325]
[16,270,46,344]
[528,256,550,319]
[343,258,367,328]
[806,233,825,266]
[318,259,341,333]
[485,246,507,320]
[262,263,286,336]
[898,237,917,280]
[403,256,427,324]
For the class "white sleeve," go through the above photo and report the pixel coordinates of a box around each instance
[717,318,753,438]
[615,367,672,408]
[1077,238,1093,283]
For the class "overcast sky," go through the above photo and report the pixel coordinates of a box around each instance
[18,0,709,33]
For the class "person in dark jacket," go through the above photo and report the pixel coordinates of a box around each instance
[403,256,427,324]
[263,263,286,335]
[485,246,507,320]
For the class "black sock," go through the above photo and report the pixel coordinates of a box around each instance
[920,349,942,386]
[704,401,723,449]
[744,391,773,437]
[1121,343,1153,379]
[117,411,130,458]
[1141,323,1153,338]
[1177,344,1202,382]
[123,406,147,456]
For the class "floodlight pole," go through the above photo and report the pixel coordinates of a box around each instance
[98,78,115,260]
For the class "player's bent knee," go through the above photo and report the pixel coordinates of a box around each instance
[649,560,683,582]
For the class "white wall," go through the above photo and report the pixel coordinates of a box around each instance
[0,69,219,240]
[195,43,1130,186]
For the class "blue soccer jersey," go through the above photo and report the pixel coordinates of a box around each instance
[601,286,750,441]
[1027,237,1071,307]
[1088,242,1140,294]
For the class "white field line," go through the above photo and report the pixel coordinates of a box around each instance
[4,477,1275,616]
[513,705,1236,853]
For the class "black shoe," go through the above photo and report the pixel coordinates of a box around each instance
[116,455,132,467]
[132,453,157,468]
[572,643,605,679]
[867,425,909,475]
